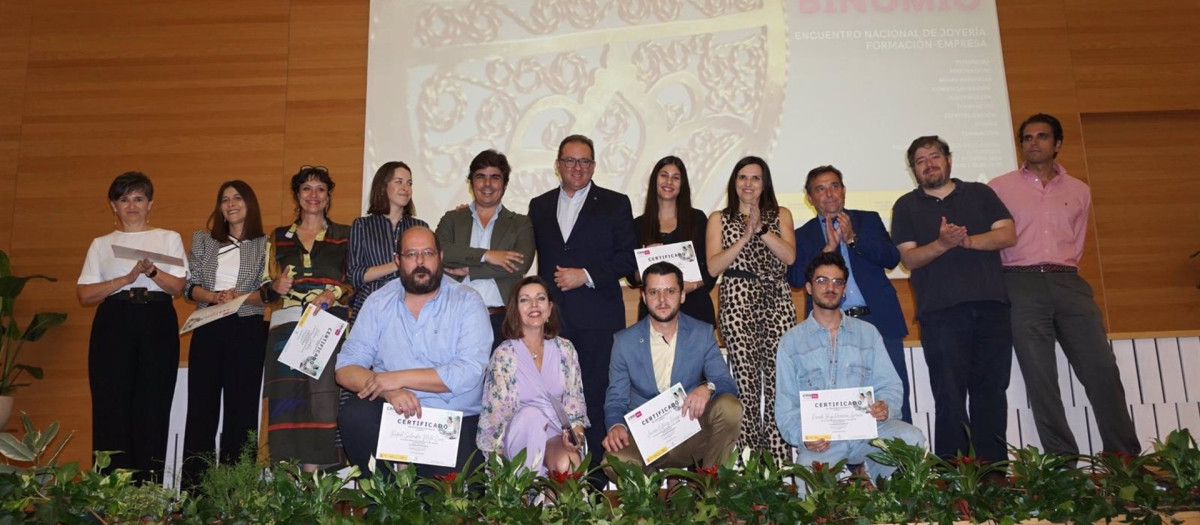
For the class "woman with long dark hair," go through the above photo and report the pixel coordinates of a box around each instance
[631,156,715,325]
[705,156,797,464]
[180,180,270,487]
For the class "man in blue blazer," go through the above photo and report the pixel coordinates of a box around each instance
[786,165,912,422]
[528,134,638,474]
[602,262,742,475]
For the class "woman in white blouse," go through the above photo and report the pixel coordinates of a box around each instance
[179,180,272,488]
[76,171,187,482]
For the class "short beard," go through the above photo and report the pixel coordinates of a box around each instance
[812,294,843,312]
[919,166,951,190]
[401,264,442,295]
[648,307,679,324]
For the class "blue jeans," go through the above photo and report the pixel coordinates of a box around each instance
[919,300,1012,463]
[882,336,911,423]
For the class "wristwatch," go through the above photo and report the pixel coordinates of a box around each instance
[847,237,857,248]
[757,224,769,236]
[147,268,159,279]
[705,381,717,395]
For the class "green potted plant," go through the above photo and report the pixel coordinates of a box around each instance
[0,249,68,429]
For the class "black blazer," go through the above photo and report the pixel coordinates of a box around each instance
[528,184,637,332]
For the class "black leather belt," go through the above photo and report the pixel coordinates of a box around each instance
[1004,264,1077,273]
[844,306,871,318]
[487,306,506,315]
[106,288,172,304]
[723,269,762,281]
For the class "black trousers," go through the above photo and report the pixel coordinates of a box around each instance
[88,297,179,483]
[559,326,616,482]
[339,394,482,479]
[181,314,268,488]
[488,311,505,354]
[919,300,1013,463]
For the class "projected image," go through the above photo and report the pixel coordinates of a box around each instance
[364,0,1014,225]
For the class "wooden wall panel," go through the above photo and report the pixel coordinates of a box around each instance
[0,0,32,254]
[10,0,291,465]
[1065,0,1200,113]
[278,0,369,228]
[1083,111,1200,333]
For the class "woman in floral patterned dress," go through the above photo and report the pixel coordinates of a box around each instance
[477,276,588,475]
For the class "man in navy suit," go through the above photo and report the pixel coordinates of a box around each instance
[528,134,638,473]
[786,165,912,422]
[602,262,741,475]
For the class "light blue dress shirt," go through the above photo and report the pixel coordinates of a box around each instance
[336,275,491,415]
[818,215,867,309]
[461,202,505,307]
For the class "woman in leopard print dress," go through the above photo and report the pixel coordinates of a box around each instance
[705,156,797,464]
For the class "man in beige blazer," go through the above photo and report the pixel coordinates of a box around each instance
[435,149,535,351]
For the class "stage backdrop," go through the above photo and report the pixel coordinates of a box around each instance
[362,0,1016,238]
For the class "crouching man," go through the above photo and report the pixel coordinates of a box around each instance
[776,252,924,479]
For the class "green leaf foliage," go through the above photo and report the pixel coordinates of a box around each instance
[0,250,65,395]
[3,416,1200,524]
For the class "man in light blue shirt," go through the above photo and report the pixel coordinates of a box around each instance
[776,252,924,481]
[336,226,491,478]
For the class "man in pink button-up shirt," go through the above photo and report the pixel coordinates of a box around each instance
[989,113,1139,458]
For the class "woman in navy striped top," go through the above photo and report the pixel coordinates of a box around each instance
[347,161,428,319]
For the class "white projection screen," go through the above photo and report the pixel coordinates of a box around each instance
[363,0,1016,235]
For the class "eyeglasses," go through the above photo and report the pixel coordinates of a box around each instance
[644,287,679,299]
[399,249,437,260]
[299,165,329,173]
[812,276,847,287]
[558,157,595,169]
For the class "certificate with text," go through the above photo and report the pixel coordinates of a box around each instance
[179,293,249,334]
[624,383,701,464]
[633,241,703,283]
[111,244,185,267]
[377,405,463,468]
[799,386,878,442]
[276,304,347,379]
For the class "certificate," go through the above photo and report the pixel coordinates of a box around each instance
[111,244,185,267]
[623,383,701,464]
[179,293,249,334]
[799,386,878,442]
[276,304,347,379]
[377,405,463,468]
[633,241,703,283]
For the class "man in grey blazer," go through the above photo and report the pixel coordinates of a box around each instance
[602,262,742,476]
[435,149,535,351]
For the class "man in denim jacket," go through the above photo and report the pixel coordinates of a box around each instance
[775,252,924,480]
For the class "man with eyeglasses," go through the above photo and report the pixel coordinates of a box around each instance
[602,262,741,478]
[335,226,491,479]
[787,165,911,423]
[776,252,924,481]
[989,113,1139,459]
[435,149,535,352]
[890,135,1016,469]
[528,134,638,478]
